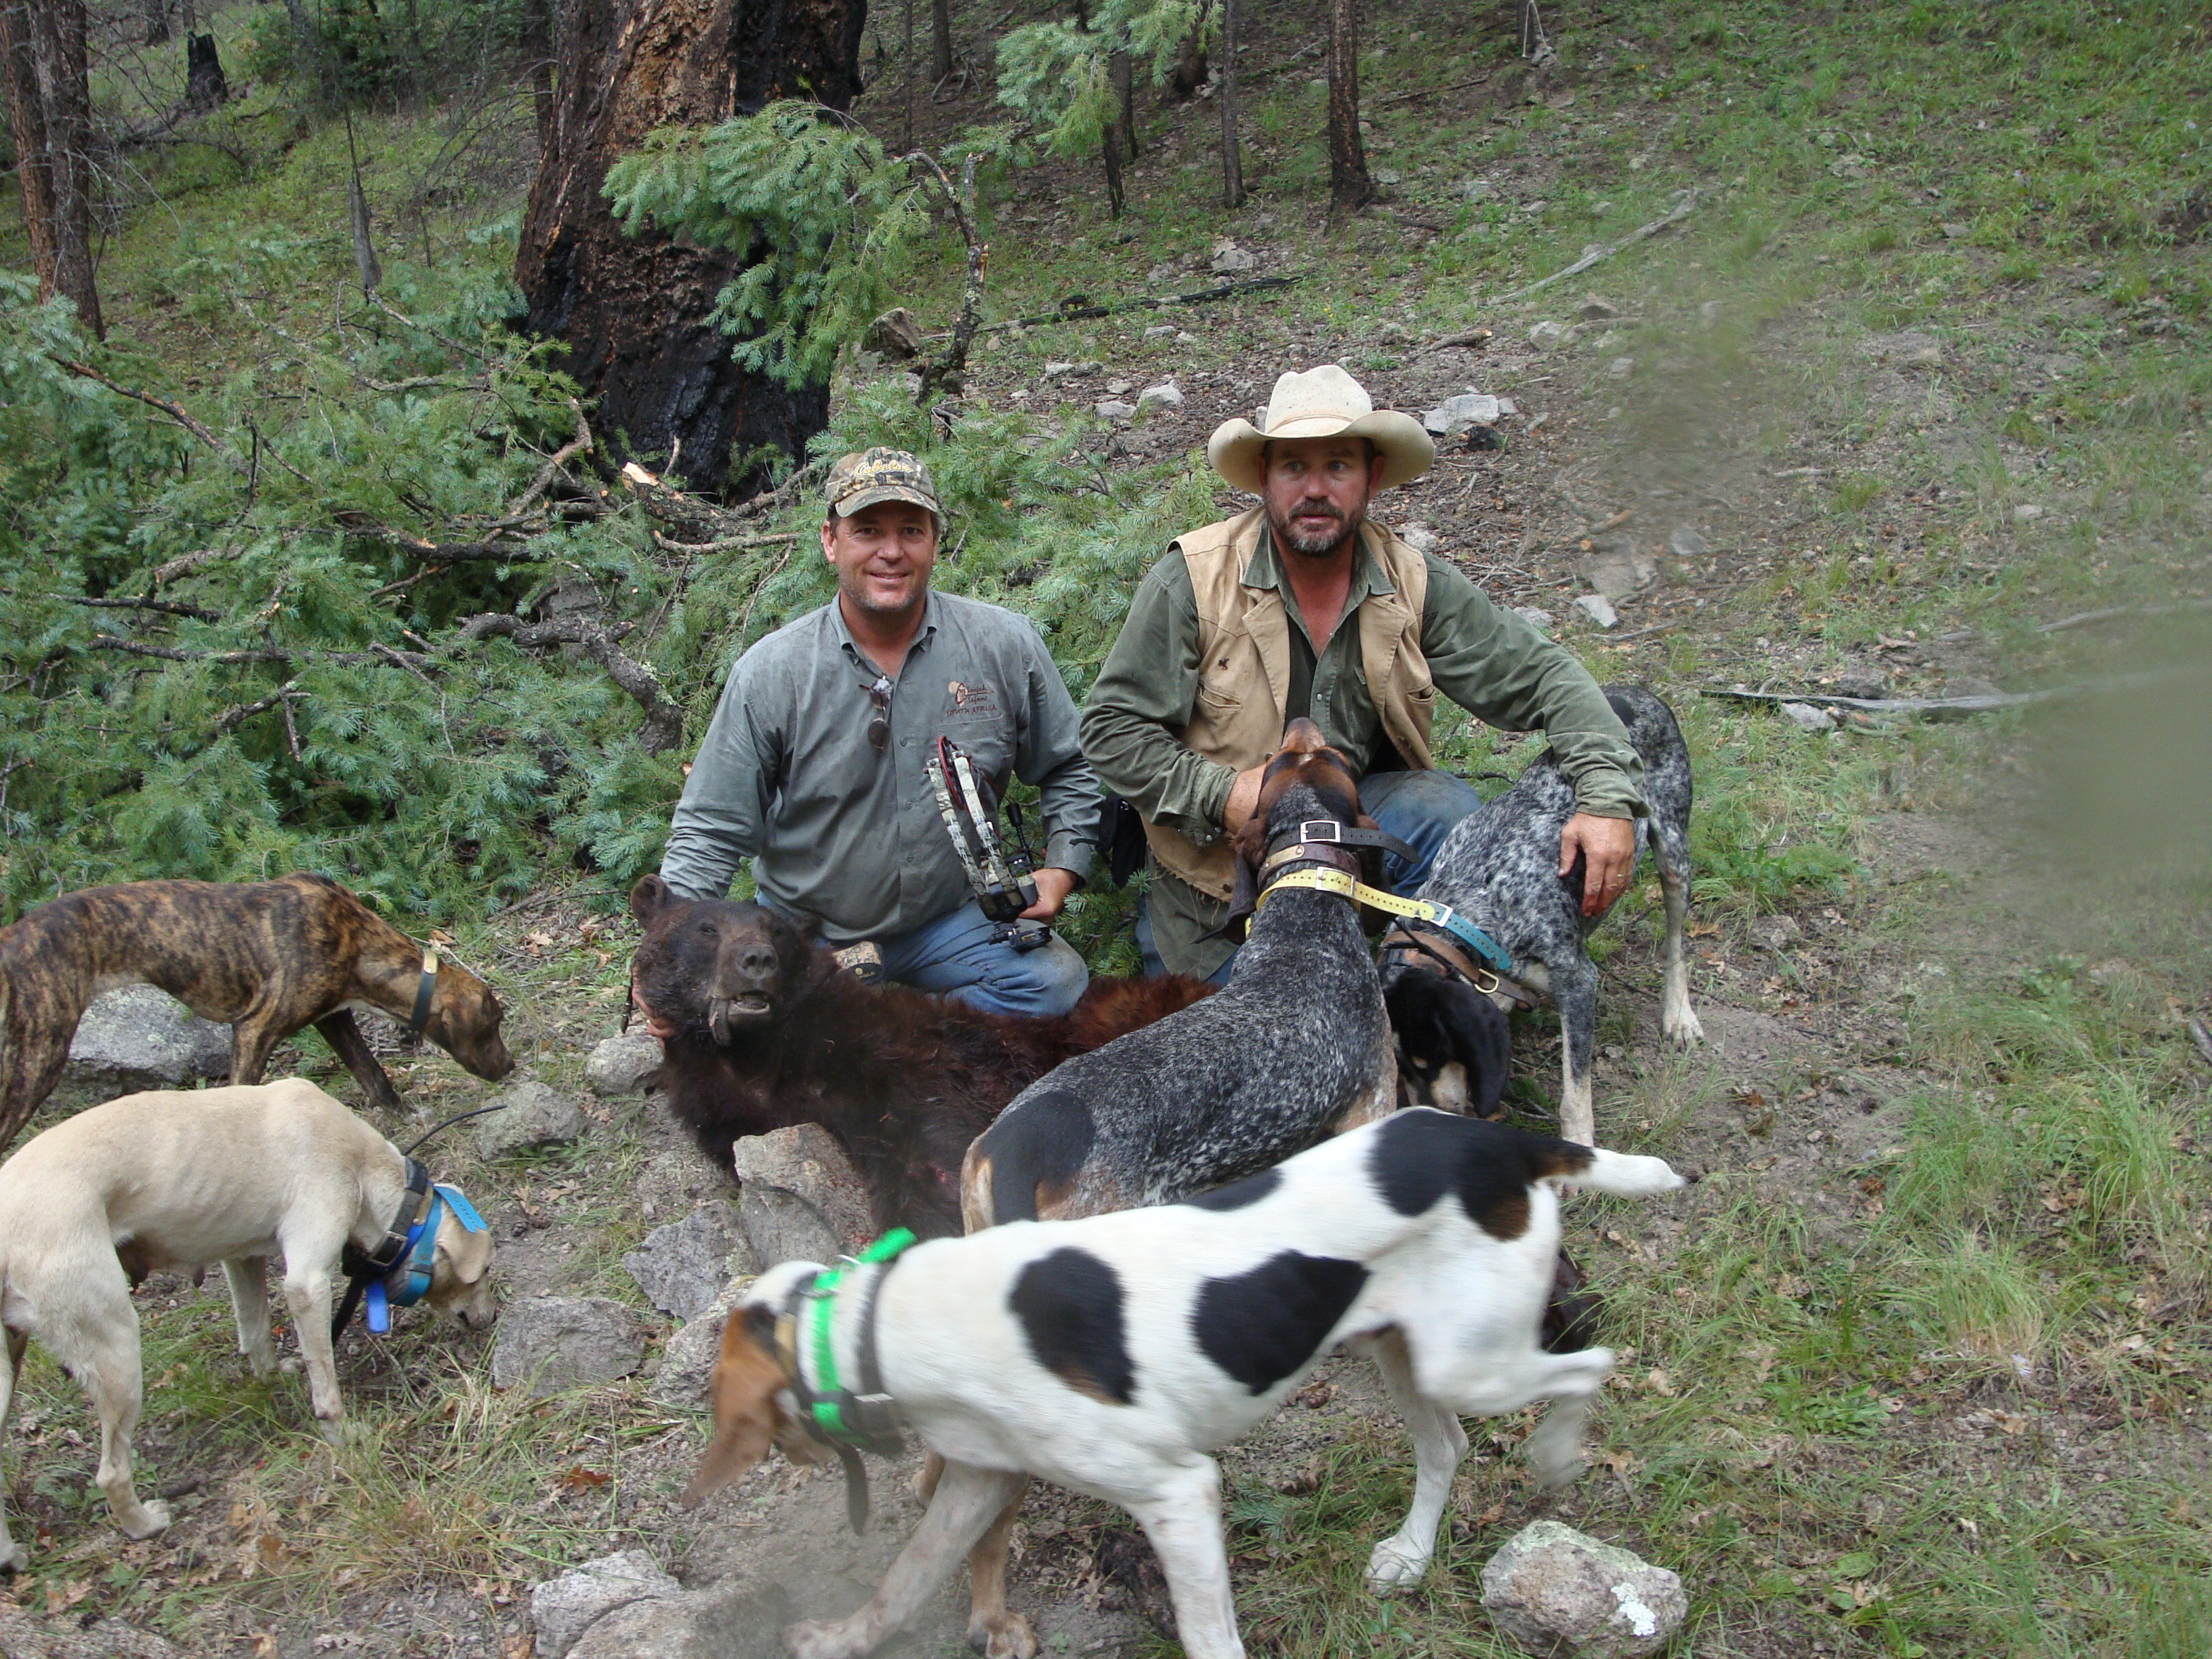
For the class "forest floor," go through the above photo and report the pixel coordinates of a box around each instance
[0,0,2208,1654]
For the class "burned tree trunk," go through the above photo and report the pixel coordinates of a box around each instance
[184,31,228,112]
[0,0,57,289]
[1325,0,1372,213]
[1217,0,1241,207]
[515,0,865,497]
[26,0,101,335]
[929,0,950,81]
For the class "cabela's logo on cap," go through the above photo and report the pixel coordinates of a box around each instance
[825,447,943,520]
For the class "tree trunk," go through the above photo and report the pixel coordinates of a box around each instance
[27,0,100,336]
[185,31,229,111]
[1099,112,1123,218]
[1325,0,1372,212]
[143,0,169,45]
[1109,44,1134,157]
[520,0,553,147]
[514,0,865,498]
[0,0,57,289]
[929,0,949,81]
[1166,0,1207,101]
[1217,0,1241,208]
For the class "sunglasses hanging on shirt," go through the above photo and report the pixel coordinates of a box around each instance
[865,675,893,752]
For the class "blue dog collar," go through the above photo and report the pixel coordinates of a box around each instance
[367,1184,489,1334]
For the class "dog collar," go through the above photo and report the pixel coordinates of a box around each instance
[407,948,440,1036]
[333,1163,486,1338]
[774,1229,916,1532]
[1260,868,1517,977]
[1261,819,1421,870]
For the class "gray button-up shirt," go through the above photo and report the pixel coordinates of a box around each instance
[660,592,1100,943]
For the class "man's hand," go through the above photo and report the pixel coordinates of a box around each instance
[630,977,677,1042]
[1019,867,1081,921]
[1222,764,1266,834]
[1560,813,1637,918]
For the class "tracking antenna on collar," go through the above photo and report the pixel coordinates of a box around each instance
[401,1103,508,1157]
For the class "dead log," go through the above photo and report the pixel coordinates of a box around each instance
[459,612,684,754]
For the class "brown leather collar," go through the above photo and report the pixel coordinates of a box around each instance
[1260,840,1361,882]
[1380,925,1542,1010]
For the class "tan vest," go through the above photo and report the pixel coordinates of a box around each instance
[1143,508,1437,901]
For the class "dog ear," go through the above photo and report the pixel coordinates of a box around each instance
[630,875,675,929]
[1219,813,1269,944]
[1450,983,1513,1119]
[680,1309,790,1507]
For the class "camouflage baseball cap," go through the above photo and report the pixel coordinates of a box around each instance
[825,447,943,520]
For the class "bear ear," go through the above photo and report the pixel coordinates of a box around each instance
[630,875,674,928]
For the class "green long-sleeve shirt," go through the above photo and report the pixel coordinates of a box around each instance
[1081,533,1646,850]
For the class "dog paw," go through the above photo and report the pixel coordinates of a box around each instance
[784,1619,869,1659]
[965,1610,1039,1658]
[1364,1536,1432,1593]
[118,1500,173,1540]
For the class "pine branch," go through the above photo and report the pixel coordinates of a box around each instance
[72,595,222,621]
[87,634,433,670]
[457,613,684,754]
[51,356,231,453]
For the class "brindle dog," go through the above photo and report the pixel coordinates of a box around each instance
[0,874,513,1149]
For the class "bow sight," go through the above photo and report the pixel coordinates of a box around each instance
[925,738,1050,951]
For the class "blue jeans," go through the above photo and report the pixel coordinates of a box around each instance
[876,899,1090,1018]
[1137,768,1485,981]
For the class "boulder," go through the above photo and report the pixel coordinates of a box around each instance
[530,1551,682,1659]
[586,1031,663,1097]
[651,1272,752,1410]
[471,1080,586,1156]
[728,1123,874,1267]
[1136,382,1184,410]
[1094,399,1137,421]
[55,986,230,1110]
[1572,594,1620,630]
[1209,242,1257,272]
[567,1582,792,1659]
[491,1296,643,1396]
[622,1201,754,1322]
[861,307,924,360]
[1479,1521,1687,1658]
[1422,392,1501,436]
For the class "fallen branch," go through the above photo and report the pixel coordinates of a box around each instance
[975,274,1300,335]
[619,462,808,545]
[904,150,986,404]
[2188,1019,2212,1071]
[1494,184,1730,305]
[651,530,800,554]
[1424,327,1494,352]
[2035,597,2212,634]
[88,634,433,670]
[72,595,221,621]
[458,613,684,754]
[1704,668,2194,719]
[1378,71,1494,107]
[51,356,230,453]
[502,401,596,522]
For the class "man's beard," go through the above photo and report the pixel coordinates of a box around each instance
[1271,499,1364,558]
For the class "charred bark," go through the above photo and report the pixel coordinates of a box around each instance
[928,0,950,81]
[1325,0,1372,212]
[520,0,554,146]
[515,0,864,498]
[0,0,57,288]
[27,0,101,335]
[1217,0,1241,207]
[185,31,228,111]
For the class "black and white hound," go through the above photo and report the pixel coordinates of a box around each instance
[685,1108,1688,1659]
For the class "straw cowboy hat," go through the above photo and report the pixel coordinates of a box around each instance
[1206,364,1436,493]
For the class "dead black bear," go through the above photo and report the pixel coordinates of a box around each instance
[627,876,1215,1240]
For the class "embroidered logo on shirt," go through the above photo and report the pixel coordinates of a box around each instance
[947,680,1000,719]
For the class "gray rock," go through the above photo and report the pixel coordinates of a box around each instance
[1666,526,1708,559]
[861,308,924,360]
[2012,503,2045,523]
[586,1030,663,1097]
[622,1201,753,1322]
[1831,672,1887,699]
[1481,1521,1685,1657]
[1940,220,1971,239]
[1460,178,1496,200]
[1105,378,1133,395]
[1042,359,1076,377]
[1397,522,1439,555]
[1513,606,1556,632]
[1572,594,1620,630]
[729,1122,875,1267]
[651,1271,752,1410]
[56,986,232,1109]
[1606,356,1636,379]
[1209,242,1257,273]
[567,1582,792,1659]
[1094,400,1137,421]
[1145,262,1177,284]
[1749,915,1801,951]
[1136,381,1184,410]
[491,1296,643,1396]
[1422,392,1501,435]
[1579,295,1620,321]
[1529,321,1575,349]
[1580,542,1655,599]
[531,1551,681,1659]
[1779,701,1838,733]
[1143,323,1176,337]
[472,1080,586,1156]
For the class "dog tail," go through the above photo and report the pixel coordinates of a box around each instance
[1534,1143,1688,1197]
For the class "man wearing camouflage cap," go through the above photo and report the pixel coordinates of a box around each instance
[659,448,1097,1015]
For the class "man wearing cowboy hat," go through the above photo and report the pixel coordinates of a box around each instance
[1082,365,1645,981]
[659,448,1097,1015]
